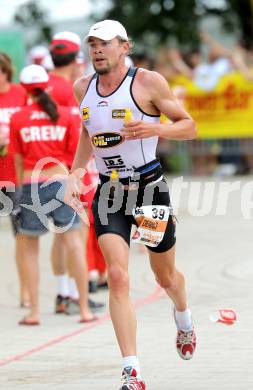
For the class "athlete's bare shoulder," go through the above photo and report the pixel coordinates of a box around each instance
[135,68,168,89]
[132,68,171,114]
[73,74,94,104]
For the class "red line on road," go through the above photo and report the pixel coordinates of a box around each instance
[0,286,163,367]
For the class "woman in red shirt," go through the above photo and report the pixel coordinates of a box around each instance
[10,64,96,325]
[0,52,29,307]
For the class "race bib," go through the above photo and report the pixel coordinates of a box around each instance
[131,205,170,247]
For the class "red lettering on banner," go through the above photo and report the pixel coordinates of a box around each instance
[223,84,252,110]
[186,95,218,111]
[185,86,252,113]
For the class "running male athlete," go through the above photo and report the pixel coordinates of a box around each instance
[66,20,197,390]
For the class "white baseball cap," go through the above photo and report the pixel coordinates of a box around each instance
[41,54,54,71]
[50,31,81,54]
[86,20,128,42]
[20,64,49,91]
[29,45,49,65]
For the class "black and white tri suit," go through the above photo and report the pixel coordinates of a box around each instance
[79,67,176,252]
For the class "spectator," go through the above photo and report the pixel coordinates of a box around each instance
[0,52,29,307]
[10,64,97,325]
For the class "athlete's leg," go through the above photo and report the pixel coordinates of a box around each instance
[149,244,196,360]
[98,233,136,356]
[148,245,187,310]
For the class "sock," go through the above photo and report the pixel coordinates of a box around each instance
[69,278,79,300]
[56,274,69,297]
[175,308,193,331]
[122,356,141,379]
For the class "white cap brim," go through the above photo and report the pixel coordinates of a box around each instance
[85,20,128,42]
[85,31,122,41]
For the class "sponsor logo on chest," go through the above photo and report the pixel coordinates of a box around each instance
[91,132,124,148]
[82,107,90,121]
[112,109,127,119]
[102,155,126,169]
[97,101,108,107]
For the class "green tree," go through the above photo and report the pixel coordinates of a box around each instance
[92,0,200,49]
[14,0,52,44]
[202,0,253,49]
[92,0,253,49]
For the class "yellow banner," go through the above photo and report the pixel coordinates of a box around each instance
[172,72,253,139]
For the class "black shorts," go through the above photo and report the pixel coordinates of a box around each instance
[92,177,176,253]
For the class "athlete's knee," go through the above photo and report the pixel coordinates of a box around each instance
[107,265,129,294]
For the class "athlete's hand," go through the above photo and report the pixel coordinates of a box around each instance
[121,120,160,140]
[64,169,90,226]
[64,169,86,210]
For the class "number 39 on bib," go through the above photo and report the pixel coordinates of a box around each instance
[131,205,170,247]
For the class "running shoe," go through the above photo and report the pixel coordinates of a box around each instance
[176,328,196,360]
[120,367,146,390]
[174,309,196,360]
[55,295,69,314]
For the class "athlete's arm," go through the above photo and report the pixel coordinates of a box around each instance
[64,76,93,207]
[70,126,93,173]
[70,76,93,172]
[122,70,197,141]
